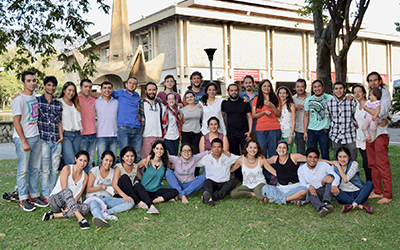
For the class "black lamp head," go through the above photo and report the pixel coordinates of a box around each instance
[204,48,217,61]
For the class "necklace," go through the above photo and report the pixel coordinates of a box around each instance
[247,157,256,164]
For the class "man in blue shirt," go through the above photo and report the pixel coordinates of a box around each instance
[111,77,143,162]
[239,75,258,138]
[37,76,63,203]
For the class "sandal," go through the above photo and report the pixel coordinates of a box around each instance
[294,200,302,207]
[262,197,271,203]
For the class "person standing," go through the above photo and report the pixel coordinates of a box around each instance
[12,70,48,211]
[276,86,296,154]
[37,76,63,203]
[200,82,226,135]
[112,77,143,162]
[293,79,311,154]
[303,80,333,160]
[79,79,97,173]
[156,74,182,106]
[184,71,206,105]
[239,75,258,138]
[221,83,252,181]
[139,82,163,158]
[365,72,392,204]
[162,93,182,156]
[95,81,118,166]
[325,81,357,161]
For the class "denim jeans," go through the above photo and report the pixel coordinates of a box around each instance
[62,131,82,165]
[307,129,330,160]
[117,126,143,162]
[335,181,374,205]
[96,137,117,166]
[164,138,180,156]
[256,129,281,182]
[295,132,306,155]
[80,133,97,174]
[41,140,62,198]
[165,169,206,198]
[88,196,134,219]
[13,135,42,200]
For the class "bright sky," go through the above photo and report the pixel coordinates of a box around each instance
[84,0,400,36]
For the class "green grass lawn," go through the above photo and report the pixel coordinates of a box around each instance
[0,147,399,249]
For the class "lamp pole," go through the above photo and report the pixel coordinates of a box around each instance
[204,48,217,83]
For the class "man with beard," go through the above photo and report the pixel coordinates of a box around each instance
[293,79,311,155]
[139,81,163,158]
[184,71,205,105]
[239,75,258,139]
[303,80,333,160]
[325,81,357,160]
[221,83,252,181]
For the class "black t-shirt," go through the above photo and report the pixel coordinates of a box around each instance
[221,97,251,136]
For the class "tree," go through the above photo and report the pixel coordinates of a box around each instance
[300,0,370,93]
[0,0,110,79]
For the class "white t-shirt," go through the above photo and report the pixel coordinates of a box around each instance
[200,98,226,135]
[143,101,162,137]
[59,98,82,131]
[162,106,180,140]
[12,93,39,138]
[196,153,239,182]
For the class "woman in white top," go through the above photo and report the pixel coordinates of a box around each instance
[86,151,135,228]
[42,151,90,230]
[58,82,82,165]
[276,86,296,154]
[199,82,226,135]
[229,140,274,200]
[162,93,182,156]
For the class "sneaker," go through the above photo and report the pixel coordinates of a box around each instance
[79,219,90,230]
[202,191,215,206]
[92,217,109,228]
[323,202,334,211]
[147,206,160,214]
[44,198,49,203]
[20,199,36,212]
[361,204,373,214]
[135,203,149,209]
[318,207,330,217]
[42,211,54,221]
[30,197,49,208]
[341,204,354,213]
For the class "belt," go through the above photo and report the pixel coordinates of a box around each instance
[64,129,80,132]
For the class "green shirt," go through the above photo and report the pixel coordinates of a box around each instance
[304,93,334,131]
[141,163,165,192]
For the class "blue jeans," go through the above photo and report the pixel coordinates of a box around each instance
[165,169,206,198]
[13,135,42,200]
[41,140,62,198]
[335,181,374,205]
[256,129,281,182]
[307,129,330,160]
[88,196,134,219]
[164,138,180,156]
[80,133,97,174]
[97,137,118,166]
[62,131,82,165]
[117,126,143,162]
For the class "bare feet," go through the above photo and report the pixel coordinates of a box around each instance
[181,195,189,203]
[377,198,392,204]
[251,192,256,197]
[369,192,384,199]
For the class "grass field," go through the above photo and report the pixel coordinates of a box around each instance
[0,146,399,249]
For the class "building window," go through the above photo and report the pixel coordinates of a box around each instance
[137,31,152,61]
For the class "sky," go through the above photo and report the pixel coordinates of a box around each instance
[83,0,400,36]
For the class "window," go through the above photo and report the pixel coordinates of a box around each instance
[137,31,152,61]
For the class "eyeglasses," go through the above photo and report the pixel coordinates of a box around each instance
[182,149,191,153]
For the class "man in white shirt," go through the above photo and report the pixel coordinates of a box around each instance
[298,147,340,217]
[138,82,163,158]
[196,138,239,206]
[293,79,311,154]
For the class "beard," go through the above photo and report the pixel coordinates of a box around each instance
[146,93,156,100]
[229,93,238,99]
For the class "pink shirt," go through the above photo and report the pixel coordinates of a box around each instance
[79,95,96,135]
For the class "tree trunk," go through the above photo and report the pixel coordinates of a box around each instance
[316,38,332,94]
[334,54,348,84]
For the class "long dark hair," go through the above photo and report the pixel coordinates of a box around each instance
[276,86,294,111]
[149,140,169,167]
[59,81,82,113]
[200,82,218,106]
[74,150,90,165]
[101,150,116,166]
[335,147,351,161]
[120,146,137,162]
[243,139,262,158]
[256,79,279,109]
[164,74,178,92]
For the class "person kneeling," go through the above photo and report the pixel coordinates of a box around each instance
[298,148,340,217]
[196,138,239,206]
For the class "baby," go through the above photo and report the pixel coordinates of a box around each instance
[362,88,382,142]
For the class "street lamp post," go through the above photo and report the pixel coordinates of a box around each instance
[204,48,217,83]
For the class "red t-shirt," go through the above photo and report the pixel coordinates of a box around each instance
[252,96,281,131]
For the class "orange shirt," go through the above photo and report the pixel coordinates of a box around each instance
[252,96,281,131]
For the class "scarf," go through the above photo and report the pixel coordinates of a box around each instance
[162,105,182,139]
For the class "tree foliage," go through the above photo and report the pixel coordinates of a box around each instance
[0,0,110,79]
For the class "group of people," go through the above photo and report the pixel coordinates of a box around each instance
[12,69,392,229]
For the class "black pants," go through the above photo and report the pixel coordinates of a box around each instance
[308,183,333,211]
[359,148,371,182]
[147,188,179,202]
[118,174,154,207]
[227,134,246,179]
[203,179,236,201]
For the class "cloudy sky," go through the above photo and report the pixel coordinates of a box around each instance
[84,0,400,36]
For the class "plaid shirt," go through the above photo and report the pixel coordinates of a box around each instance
[37,94,63,143]
[325,96,356,144]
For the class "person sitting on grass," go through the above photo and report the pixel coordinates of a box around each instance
[261,140,309,206]
[297,147,340,218]
[326,147,374,214]
[165,143,209,203]
[229,139,273,200]
[138,140,179,204]
[112,146,159,214]
[42,150,90,230]
[86,150,135,228]
[196,138,239,206]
